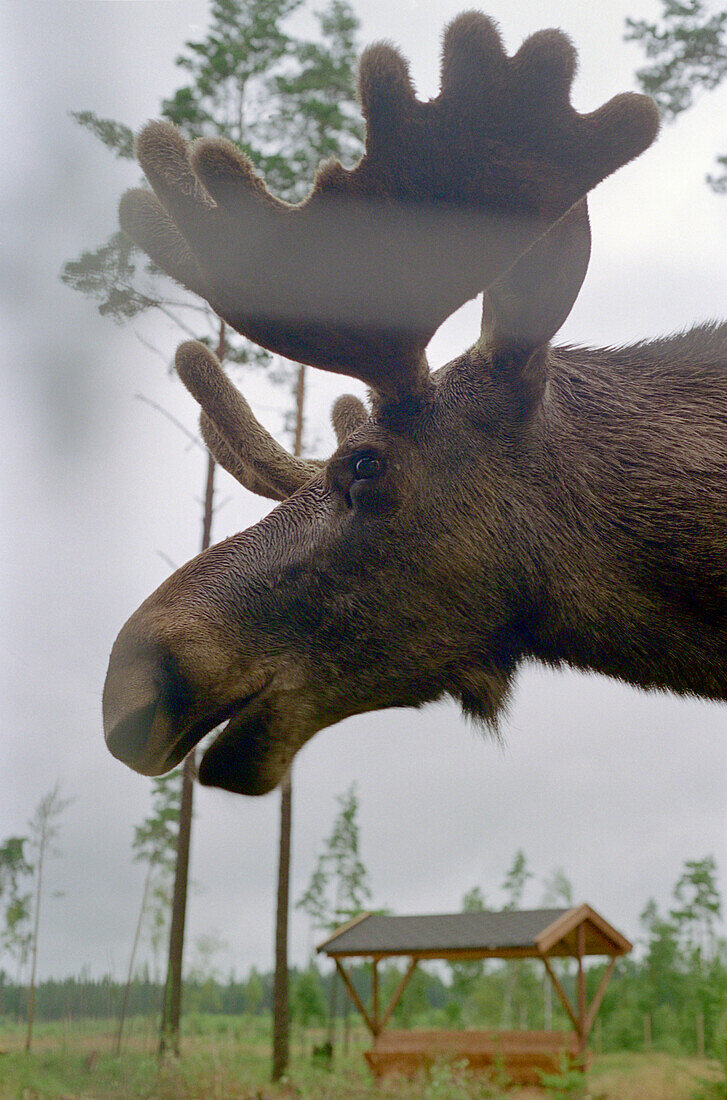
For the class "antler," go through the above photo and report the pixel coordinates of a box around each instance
[121,12,659,397]
[175,342,366,502]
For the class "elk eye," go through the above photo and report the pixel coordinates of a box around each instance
[353,453,382,480]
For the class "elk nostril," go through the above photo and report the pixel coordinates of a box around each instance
[105,700,159,764]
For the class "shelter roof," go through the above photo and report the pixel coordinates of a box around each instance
[317,905,632,961]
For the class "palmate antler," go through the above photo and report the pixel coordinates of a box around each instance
[120,11,659,402]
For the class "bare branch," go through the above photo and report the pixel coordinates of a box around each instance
[134,393,205,452]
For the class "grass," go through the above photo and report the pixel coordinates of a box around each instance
[0,1017,723,1100]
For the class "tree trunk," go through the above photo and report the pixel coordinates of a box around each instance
[271,364,306,1081]
[158,323,223,1057]
[272,769,293,1080]
[159,752,195,1057]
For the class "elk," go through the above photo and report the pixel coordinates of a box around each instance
[103,11,726,798]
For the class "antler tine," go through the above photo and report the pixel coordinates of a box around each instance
[119,187,210,301]
[175,342,320,499]
[202,391,366,497]
[122,14,659,398]
[199,414,287,502]
[331,394,368,446]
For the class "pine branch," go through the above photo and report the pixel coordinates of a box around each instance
[70,111,136,158]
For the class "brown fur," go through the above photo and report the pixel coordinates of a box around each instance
[103,320,727,795]
[102,13,720,799]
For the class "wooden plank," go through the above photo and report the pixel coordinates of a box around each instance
[542,957,579,1033]
[372,958,379,1035]
[365,1029,584,1086]
[379,959,418,1032]
[334,959,375,1036]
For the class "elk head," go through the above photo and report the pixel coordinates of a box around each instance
[104,12,659,794]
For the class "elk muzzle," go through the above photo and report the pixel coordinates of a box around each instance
[102,616,299,796]
[102,491,340,795]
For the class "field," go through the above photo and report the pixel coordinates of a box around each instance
[0,1018,724,1100]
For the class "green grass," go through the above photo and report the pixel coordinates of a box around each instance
[1,1017,723,1099]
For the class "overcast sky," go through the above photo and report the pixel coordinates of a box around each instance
[2,0,726,984]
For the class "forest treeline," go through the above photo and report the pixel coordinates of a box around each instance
[1,862,725,1060]
[2,782,726,1061]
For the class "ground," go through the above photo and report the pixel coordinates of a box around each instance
[0,1018,723,1099]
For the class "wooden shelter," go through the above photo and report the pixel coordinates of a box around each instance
[317,905,631,1085]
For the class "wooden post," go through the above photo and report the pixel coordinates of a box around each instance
[372,957,380,1036]
[544,948,617,1055]
[576,924,586,1055]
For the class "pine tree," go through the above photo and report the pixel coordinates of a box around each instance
[0,837,33,990]
[625,0,727,189]
[24,786,74,1051]
[63,0,362,1067]
[670,855,722,961]
[500,850,533,1028]
[116,771,182,1053]
[297,785,371,1051]
[297,785,372,934]
[502,850,533,910]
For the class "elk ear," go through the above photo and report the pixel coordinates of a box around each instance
[331,394,368,445]
[480,200,591,406]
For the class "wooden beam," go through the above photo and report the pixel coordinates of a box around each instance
[379,958,418,1032]
[584,957,617,1038]
[541,957,579,1033]
[316,911,371,954]
[537,904,632,956]
[334,959,375,1036]
[326,945,545,962]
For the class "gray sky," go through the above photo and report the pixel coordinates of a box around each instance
[2,0,726,983]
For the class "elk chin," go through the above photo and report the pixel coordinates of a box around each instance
[197,695,300,796]
[454,664,515,735]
